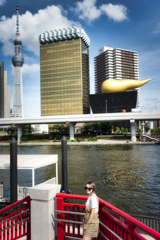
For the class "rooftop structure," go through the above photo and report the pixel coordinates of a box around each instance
[11,6,24,117]
[39,26,90,47]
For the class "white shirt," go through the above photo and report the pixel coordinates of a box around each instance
[85,194,98,213]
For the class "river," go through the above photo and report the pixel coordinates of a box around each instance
[0,144,159,218]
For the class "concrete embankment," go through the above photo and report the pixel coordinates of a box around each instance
[0,140,156,146]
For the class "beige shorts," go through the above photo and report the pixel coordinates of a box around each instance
[83,222,99,238]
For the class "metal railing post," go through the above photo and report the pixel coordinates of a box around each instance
[126,220,136,240]
[57,196,65,240]
[26,197,31,240]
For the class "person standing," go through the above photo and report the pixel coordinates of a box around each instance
[83,181,99,240]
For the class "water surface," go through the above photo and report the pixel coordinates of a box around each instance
[0,145,159,217]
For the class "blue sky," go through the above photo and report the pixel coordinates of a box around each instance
[0,0,160,117]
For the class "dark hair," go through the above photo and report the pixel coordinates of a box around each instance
[86,181,95,191]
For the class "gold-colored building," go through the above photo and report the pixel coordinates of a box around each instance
[40,27,90,116]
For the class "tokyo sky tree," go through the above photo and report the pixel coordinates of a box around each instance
[12,6,24,117]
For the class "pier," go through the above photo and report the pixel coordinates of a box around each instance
[0,192,160,240]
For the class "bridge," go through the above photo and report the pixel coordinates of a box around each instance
[0,111,160,142]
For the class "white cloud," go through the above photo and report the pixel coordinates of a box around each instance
[0,5,75,56]
[0,0,6,6]
[75,0,127,23]
[100,4,127,22]
[22,63,40,75]
[22,54,37,63]
[11,63,40,75]
[75,0,101,23]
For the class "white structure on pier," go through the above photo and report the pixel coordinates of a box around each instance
[11,6,24,117]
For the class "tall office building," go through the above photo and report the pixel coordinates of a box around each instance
[94,47,139,94]
[0,61,10,118]
[39,26,90,116]
[11,6,24,117]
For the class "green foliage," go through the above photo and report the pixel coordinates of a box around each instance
[76,137,81,142]
[83,123,93,134]
[48,125,52,133]
[23,125,34,135]
[83,122,112,134]
[124,128,128,134]
[52,124,69,134]
[92,122,100,132]
[87,137,92,141]
[7,126,17,136]
[92,137,98,141]
[20,136,28,142]
[151,127,160,134]
[116,127,120,134]
[138,128,142,135]
[121,127,124,133]
[100,122,112,134]
[53,124,59,133]
[157,127,160,134]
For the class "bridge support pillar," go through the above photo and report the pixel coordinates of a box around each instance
[17,125,23,143]
[69,123,76,141]
[130,119,136,142]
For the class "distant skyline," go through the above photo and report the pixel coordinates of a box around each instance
[0,0,159,117]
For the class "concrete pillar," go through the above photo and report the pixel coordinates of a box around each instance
[17,125,23,143]
[28,183,61,240]
[69,123,76,141]
[130,119,136,142]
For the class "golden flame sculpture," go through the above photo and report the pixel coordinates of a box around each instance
[101,79,151,93]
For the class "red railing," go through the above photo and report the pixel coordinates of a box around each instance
[56,193,160,240]
[0,196,31,240]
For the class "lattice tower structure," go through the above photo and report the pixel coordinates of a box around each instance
[12,6,24,117]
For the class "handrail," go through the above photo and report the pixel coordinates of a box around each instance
[0,196,31,240]
[100,221,123,240]
[56,193,160,240]
[0,195,30,214]
[0,209,29,223]
[99,197,160,239]
[55,209,84,215]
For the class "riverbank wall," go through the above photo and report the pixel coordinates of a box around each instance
[0,140,156,146]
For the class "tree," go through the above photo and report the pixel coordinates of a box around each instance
[7,126,17,136]
[138,128,142,136]
[100,122,112,134]
[124,128,128,134]
[157,127,160,134]
[83,123,93,134]
[92,122,100,133]
[23,125,34,135]
[58,124,64,134]
[116,127,120,134]
[121,127,124,133]
[53,124,59,133]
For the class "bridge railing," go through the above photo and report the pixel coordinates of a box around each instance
[56,193,160,240]
[0,196,31,240]
[131,215,160,233]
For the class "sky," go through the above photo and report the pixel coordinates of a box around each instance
[0,0,160,117]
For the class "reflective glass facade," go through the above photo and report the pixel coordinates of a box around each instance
[40,39,90,116]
